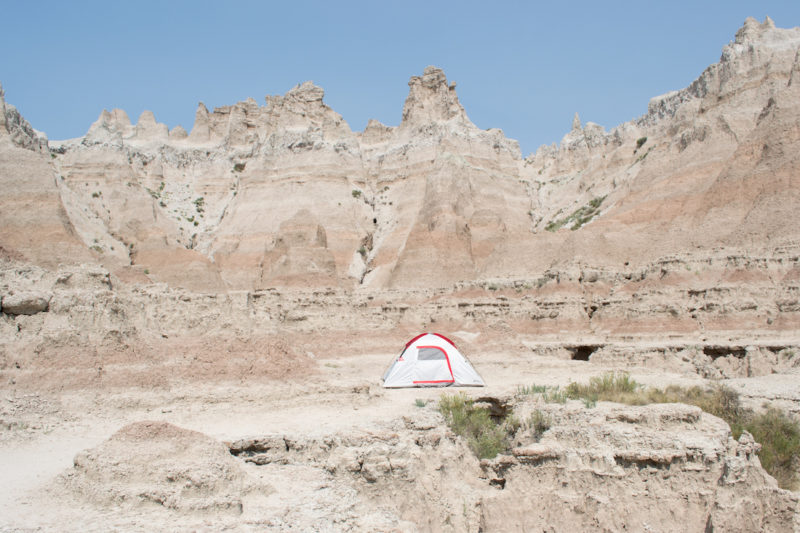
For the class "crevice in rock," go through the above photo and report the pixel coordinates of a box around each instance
[489,478,506,489]
[703,345,746,360]
[474,396,511,422]
[614,455,681,470]
[568,345,600,361]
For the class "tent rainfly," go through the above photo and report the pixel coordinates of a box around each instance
[382,333,485,388]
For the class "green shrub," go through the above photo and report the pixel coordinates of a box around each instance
[439,393,511,459]
[351,189,362,198]
[636,137,648,150]
[636,147,652,162]
[516,384,567,403]
[517,384,548,396]
[544,196,606,232]
[233,163,246,172]
[543,387,568,404]
[414,398,427,408]
[566,371,640,404]
[582,397,598,408]
[527,409,552,441]
[747,408,800,490]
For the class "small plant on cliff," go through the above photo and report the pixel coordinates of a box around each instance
[527,409,552,441]
[233,163,246,172]
[351,189,362,199]
[545,196,606,232]
[635,136,648,150]
[439,393,516,459]
[566,371,639,404]
[746,407,800,490]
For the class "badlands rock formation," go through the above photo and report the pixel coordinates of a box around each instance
[1,15,800,533]
[10,17,796,295]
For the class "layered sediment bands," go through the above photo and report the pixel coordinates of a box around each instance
[0,120,93,268]
[4,19,794,294]
[2,246,799,394]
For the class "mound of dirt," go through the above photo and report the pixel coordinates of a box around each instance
[60,421,250,513]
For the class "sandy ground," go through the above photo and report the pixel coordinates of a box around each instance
[1,348,797,531]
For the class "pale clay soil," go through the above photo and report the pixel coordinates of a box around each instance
[2,344,797,531]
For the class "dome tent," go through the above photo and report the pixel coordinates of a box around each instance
[382,333,485,388]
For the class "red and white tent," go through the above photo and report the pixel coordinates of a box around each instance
[382,333,485,388]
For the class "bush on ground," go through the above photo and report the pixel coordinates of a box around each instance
[438,393,515,459]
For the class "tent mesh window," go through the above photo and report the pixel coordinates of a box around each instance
[418,347,446,360]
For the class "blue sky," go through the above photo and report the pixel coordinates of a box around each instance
[2,1,799,155]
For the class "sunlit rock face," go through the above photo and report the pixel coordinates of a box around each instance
[3,18,800,294]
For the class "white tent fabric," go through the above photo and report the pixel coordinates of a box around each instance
[382,333,485,388]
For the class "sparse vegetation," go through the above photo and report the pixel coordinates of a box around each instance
[563,372,800,489]
[565,371,638,404]
[636,147,653,162]
[517,384,548,395]
[636,136,648,150]
[357,246,367,258]
[351,189,362,199]
[517,384,567,403]
[233,163,246,172]
[527,409,552,441]
[582,397,598,408]
[414,399,427,408]
[543,387,568,404]
[439,393,518,459]
[545,196,606,232]
[747,407,800,489]
[193,197,205,214]
[91,191,101,198]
